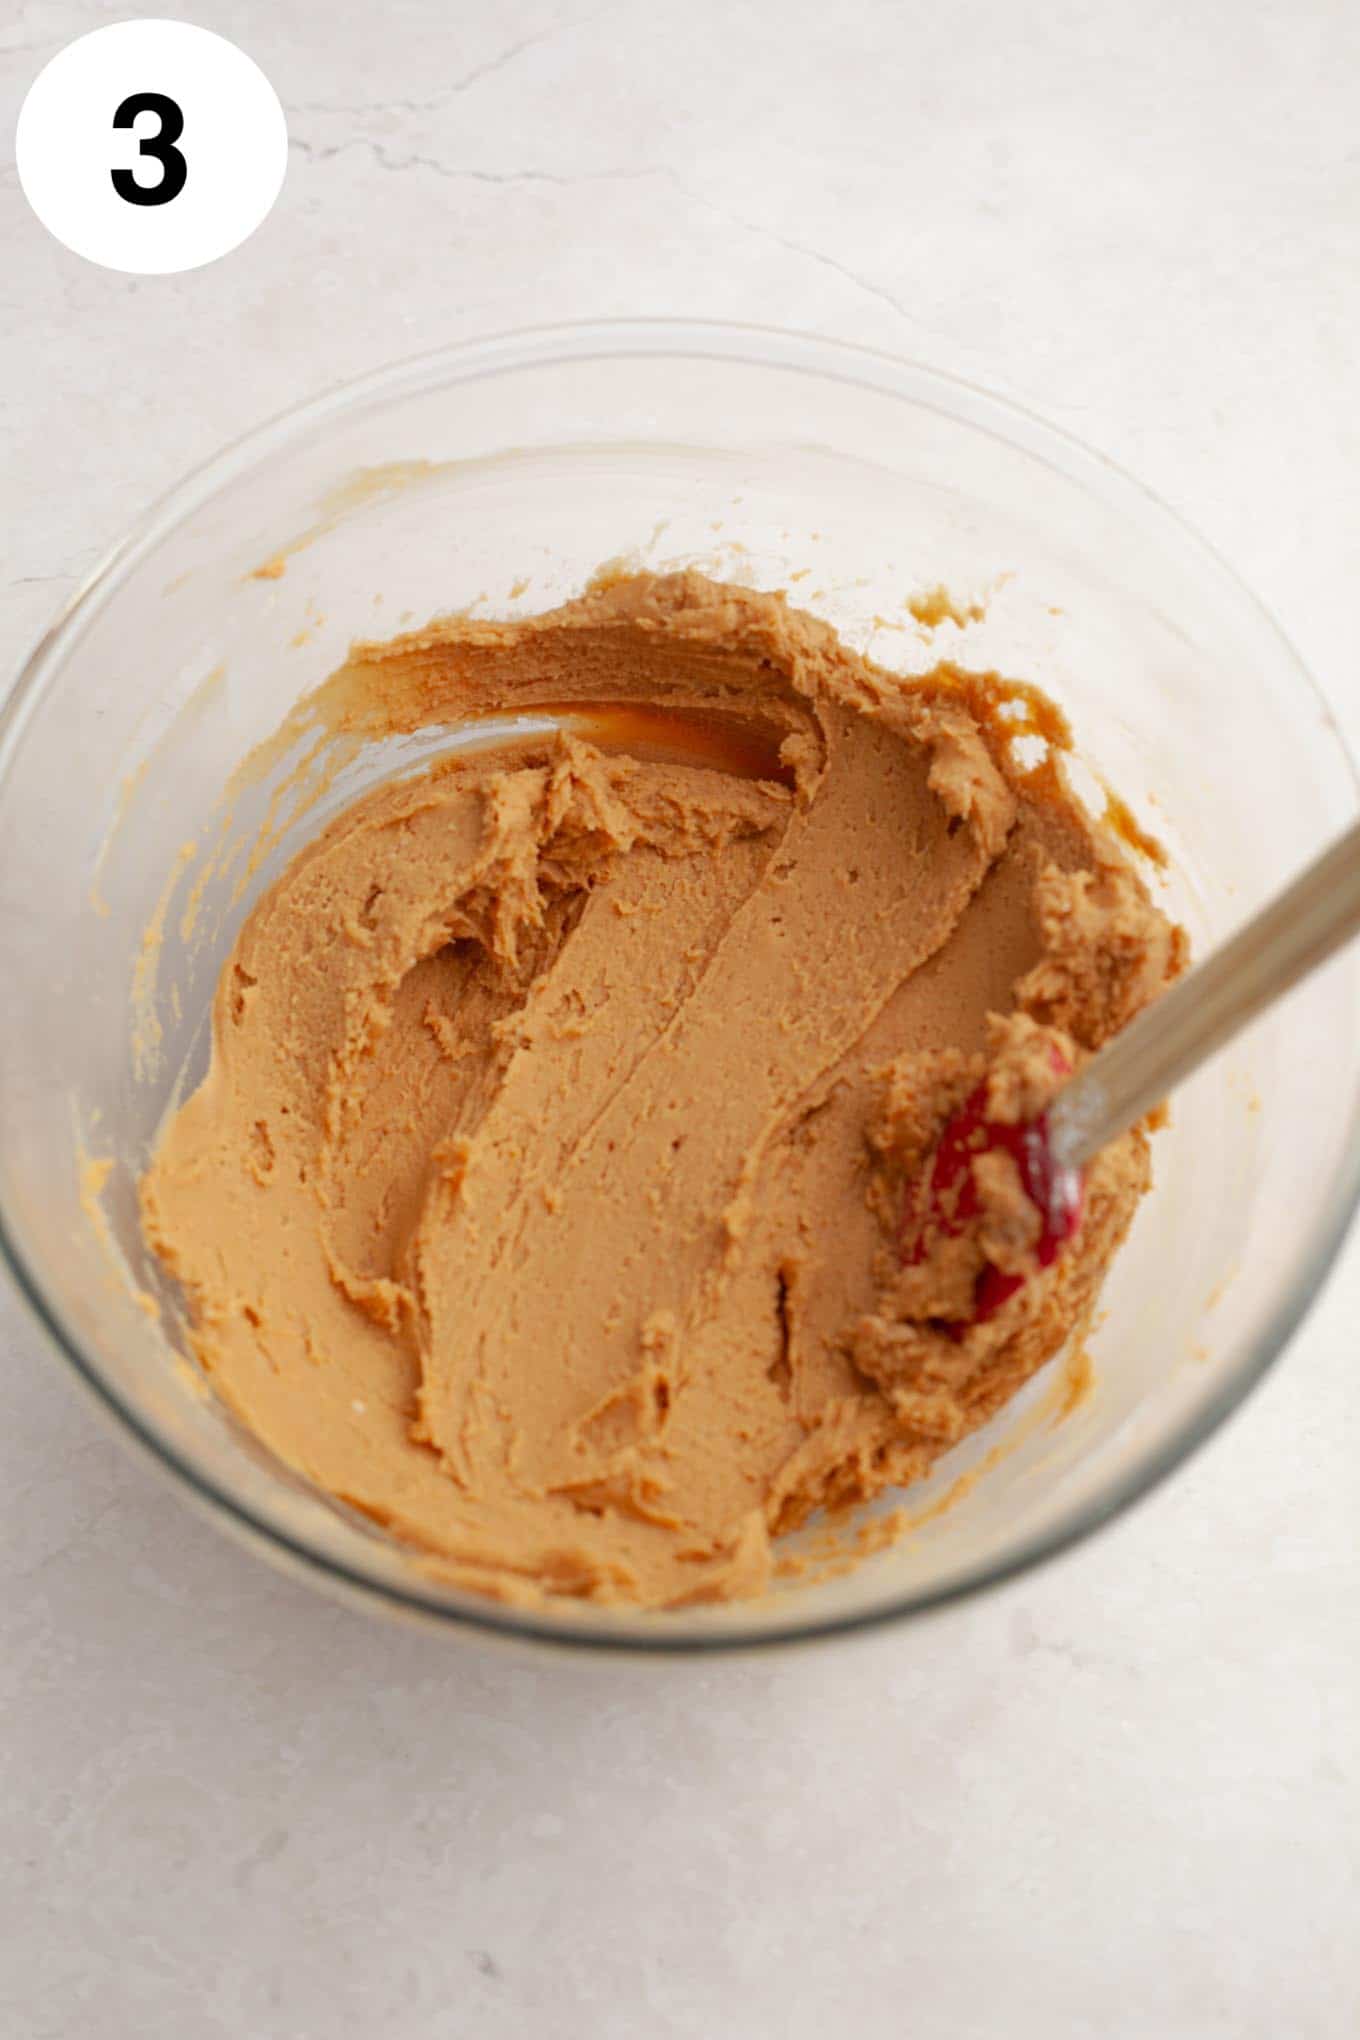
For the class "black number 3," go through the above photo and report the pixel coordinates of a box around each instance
[111,92,187,206]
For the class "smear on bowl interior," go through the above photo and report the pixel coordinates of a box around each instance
[139,571,1185,1608]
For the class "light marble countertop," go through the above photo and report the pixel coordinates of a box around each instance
[3,3,1358,2034]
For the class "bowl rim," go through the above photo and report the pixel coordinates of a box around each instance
[4,314,1359,1655]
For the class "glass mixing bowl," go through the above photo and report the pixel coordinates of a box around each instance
[2,320,1357,1653]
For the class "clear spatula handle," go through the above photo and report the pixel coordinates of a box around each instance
[1048,816,1360,1174]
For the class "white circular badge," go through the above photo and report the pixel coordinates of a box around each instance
[16,20,288,275]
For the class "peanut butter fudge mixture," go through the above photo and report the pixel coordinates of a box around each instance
[141,573,1184,1607]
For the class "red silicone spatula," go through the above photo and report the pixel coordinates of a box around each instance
[904,815,1360,1325]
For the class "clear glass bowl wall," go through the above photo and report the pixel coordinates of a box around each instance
[2,324,1356,1651]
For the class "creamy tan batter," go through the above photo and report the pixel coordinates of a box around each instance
[141,572,1185,1607]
